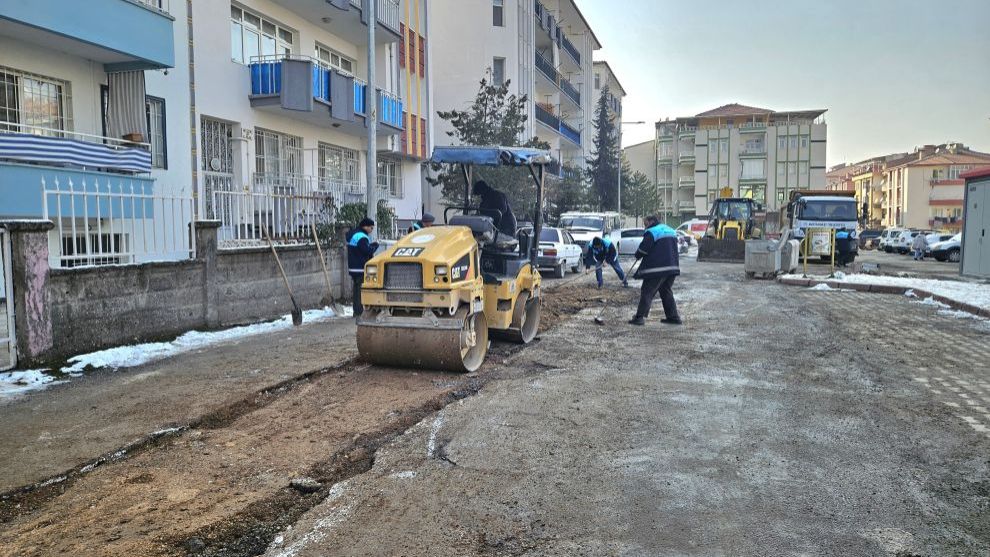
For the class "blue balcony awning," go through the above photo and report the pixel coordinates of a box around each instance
[431,146,554,167]
[0,132,151,173]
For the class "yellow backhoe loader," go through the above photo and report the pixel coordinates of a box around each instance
[697,188,762,263]
[355,146,550,372]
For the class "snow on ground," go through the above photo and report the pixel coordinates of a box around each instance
[1,306,350,400]
[61,306,347,375]
[0,369,63,398]
[784,273,990,312]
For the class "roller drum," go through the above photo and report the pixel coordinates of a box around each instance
[357,311,488,373]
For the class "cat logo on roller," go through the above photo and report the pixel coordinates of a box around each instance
[356,146,552,373]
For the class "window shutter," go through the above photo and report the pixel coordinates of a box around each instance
[399,23,405,68]
[408,29,416,73]
[410,116,418,157]
[420,117,427,159]
[400,111,408,154]
[418,35,426,78]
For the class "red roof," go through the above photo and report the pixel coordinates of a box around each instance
[694,103,773,118]
[962,166,990,181]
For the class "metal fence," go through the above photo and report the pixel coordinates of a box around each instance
[42,176,195,268]
[0,229,15,371]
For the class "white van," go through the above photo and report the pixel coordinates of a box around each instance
[559,212,623,249]
[676,219,709,240]
[878,228,906,253]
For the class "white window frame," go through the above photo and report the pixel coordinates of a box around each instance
[492,57,506,86]
[145,95,166,169]
[254,128,302,179]
[231,5,293,64]
[316,43,355,75]
[0,65,73,134]
[318,142,360,192]
[378,157,402,198]
[493,0,505,27]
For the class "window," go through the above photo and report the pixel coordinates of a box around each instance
[739,184,766,203]
[420,116,427,159]
[799,161,809,176]
[708,142,717,159]
[408,28,417,72]
[492,57,506,86]
[0,65,71,133]
[316,44,354,74]
[493,0,504,27]
[231,6,292,64]
[718,163,729,187]
[418,35,426,78]
[777,136,786,150]
[318,142,359,190]
[378,157,402,197]
[594,73,601,90]
[789,136,797,149]
[145,96,167,169]
[741,159,765,179]
[254,128,302,181]
[800,135,809,149]
[788,162,797,176]
[719,138,728,155]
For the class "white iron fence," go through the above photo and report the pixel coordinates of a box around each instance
[214,173,394,246]
[42,176,195,268]
[0,229,15,371]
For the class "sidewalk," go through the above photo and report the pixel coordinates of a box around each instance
[0,318,356,492]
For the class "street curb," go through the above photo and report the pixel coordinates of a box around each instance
[778,278,990,318]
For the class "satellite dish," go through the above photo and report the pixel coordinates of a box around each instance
[210,157,222,171]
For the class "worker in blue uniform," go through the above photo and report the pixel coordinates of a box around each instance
[346,217,378,317]
[630,215,682,326]
[584,236,628,289]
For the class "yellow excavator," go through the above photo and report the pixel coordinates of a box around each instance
[697,187,762,262]
[355,146,549,372]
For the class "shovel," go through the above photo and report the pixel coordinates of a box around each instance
[310,222,345,316]
[263,226,303,326]
[593,301,609,325]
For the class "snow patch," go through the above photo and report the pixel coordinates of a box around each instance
[808,283,836,291]
[426,409,446,459]
[267,480,353,557]
[783,273,990,311]
[0,369,63,398]
[389,470,417,480]
[61,306,344,374]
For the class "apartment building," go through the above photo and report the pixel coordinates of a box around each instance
[655,103,827,224]
[0,0,191,264]
[879,144,990,232]
[624,139,655,184]
[428,0,602,213]
[193,0,430,235]
[592,60,624,133]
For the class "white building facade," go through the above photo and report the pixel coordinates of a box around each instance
[656,104,827,224]
[427,0,602,214]
[190,0,432,237]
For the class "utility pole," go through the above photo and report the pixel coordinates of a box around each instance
[365,0,378,230]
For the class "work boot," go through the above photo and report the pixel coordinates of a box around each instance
[661,318,683,325]
[628,316,645,326]
[622,280,629,288]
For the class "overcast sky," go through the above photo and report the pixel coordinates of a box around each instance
[581,0,990,165]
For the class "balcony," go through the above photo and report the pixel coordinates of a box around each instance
[739,174,767,183]
[739,145,767,158]
[678,127,697,139]
[0,0,174,71]
[678,177,695,188]
[534,51,581,107]
[561,35,581,67]
[268,0,401,44]
[249,56,403,136]
[0,125,154,218]
[534,104,581,147]
[658,152,674,163]
[535,0,580,67]
[678,152,695,165]
[738,122,768,134]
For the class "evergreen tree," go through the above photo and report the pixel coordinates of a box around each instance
[546,163,590,223]
[622,167,659,224]
[586,85,620,211]
[429,78,550,218]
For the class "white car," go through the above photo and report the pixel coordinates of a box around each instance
[613,227,645,255]
[879,228,906,252]
[534,226,582,278]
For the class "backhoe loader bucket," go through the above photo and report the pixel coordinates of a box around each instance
[697,238,746,263]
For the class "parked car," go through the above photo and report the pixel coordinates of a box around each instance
[858,229,883,250]
[879,228,906,252]
[612,227,645,255]
[926,232,954,246]
[676,219,709,240]
[530,226,582,278]
[891,229,932,254]
[928,233,962,262]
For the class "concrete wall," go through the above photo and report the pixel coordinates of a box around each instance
[2,221,347,365]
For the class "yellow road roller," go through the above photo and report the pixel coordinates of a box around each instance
[356,146,552,372]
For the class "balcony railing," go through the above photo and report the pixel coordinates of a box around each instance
[535,104,560,131]
[349,0,401,34]
[559,121,581,146]
[561,34,581,66]
[740,145,767,156]
[0,123,152,174]
[535,51,579,105]
[678,177,695,188]
[559,77,580,105]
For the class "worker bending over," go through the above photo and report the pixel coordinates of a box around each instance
[346,218,379,317]
[473,180,517,237]
[584,236,628,289]
[408,212,436,234]
[629,215,682,326]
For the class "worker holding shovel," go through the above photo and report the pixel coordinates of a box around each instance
[584,236,628,289]
[346,218,379,317]
[629,215,682,326]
